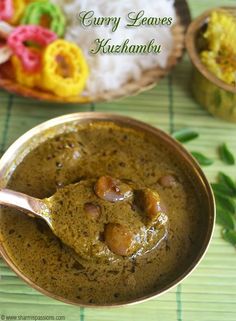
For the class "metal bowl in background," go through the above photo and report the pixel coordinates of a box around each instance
[0,113,215,307]
[185,7,236,123]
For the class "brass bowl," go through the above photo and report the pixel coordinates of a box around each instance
[185,7,236,123]
[0,113,215,307]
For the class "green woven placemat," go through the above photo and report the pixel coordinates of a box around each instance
[1,0,236,320]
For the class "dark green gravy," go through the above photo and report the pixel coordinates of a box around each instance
[0,122,203,304]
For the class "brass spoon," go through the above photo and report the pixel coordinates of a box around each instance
[0,188,52,227]
[0,187,84,263]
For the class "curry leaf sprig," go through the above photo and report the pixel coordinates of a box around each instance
[172,128,236,248]
[210,144,235,246]
[213,172,236,247]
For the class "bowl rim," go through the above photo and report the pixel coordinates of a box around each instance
[0,112,216,307]
[185,6,236,94]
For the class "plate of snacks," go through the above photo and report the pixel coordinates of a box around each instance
[0,0,191,103]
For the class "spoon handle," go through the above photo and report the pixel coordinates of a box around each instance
[0,188,46,219]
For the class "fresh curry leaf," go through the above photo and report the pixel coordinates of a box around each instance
[222,229,236,247]
[172,128,199,143]
[216,208,235,230]
[218,172,236,195]
[215,193,235,215]
[191,152,214,166]
[213,171,236,248]
[211,183,236,198]
[219,143,235,165]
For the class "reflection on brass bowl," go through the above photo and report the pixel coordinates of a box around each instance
[186,7,236,123]
[0,113,215,307]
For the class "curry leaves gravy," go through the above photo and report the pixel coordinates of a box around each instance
[0,122,203,304]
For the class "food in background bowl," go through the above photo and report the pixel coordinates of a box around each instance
[200,10,236,86]
[186,7,236,123]
[0,114,214,306]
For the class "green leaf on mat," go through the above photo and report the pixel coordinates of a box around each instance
[219,143,235,165]
[218,172,236,195]
[222,229,236,247]
[213,171,236,248]
[216,208,235,230]
[172,128,199,143]
[211,183,236,198]
[191,151,214,166]
[215,193,235,215]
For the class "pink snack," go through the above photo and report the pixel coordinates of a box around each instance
[7,25,57,72]
[0,0,13,21]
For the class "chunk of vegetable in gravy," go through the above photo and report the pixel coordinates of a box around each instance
[94,176,133,202]
[158,175,178,188]
[135,188,164,222]
[105,223,136,256]
[83,202,101,220]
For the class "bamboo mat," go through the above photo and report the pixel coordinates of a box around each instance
[0,0,236,320]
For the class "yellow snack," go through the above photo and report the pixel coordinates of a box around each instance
[200,10,236,85]
[7,0,26,25]
[11,55,41,88]
[41,39,89,97]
